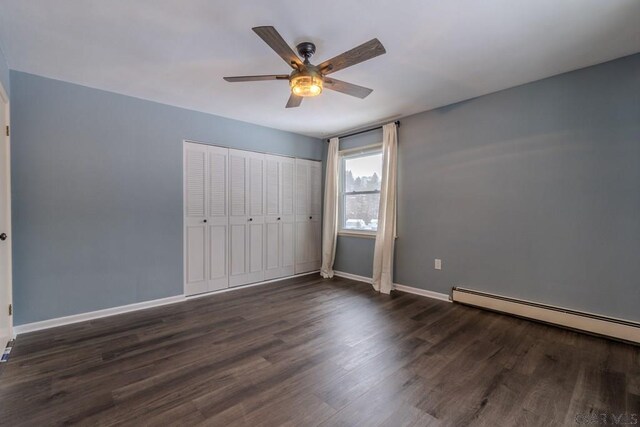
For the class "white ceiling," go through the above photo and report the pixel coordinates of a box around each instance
[1,0,639,138]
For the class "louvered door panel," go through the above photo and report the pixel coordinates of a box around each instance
[281,222,295,272]
[249,157,264,217]
[264,155,295,280]
[294,159,308,273]
[228,149,250,287]
[265,222,280,271]
[309,218,321,269]
[210,226,226,281]
[249,223,264,274]
[209,151,226,217]
[279,157,296,277]
[266,158,279,216]
[207,146,229,291]
[246,152,265,284]
[230,225,246,276]
[186,225,206,288]
[296,222,309,267]
[296,162,308,216]
[295,159,322,274]
[230,154,246,217]
[282,161,294,216]
[310,162,322,216]
[184,143,209,295]
[264,155,281,280]
[186,149,206,218]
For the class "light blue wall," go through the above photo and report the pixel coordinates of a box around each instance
[0,46,8,96]
[10,71,323,325]
[333,53,640,322]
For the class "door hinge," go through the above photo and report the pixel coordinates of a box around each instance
[5,125,8,137]
[8,304,12,316]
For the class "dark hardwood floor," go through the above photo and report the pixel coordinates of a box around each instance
[0,275,638,426]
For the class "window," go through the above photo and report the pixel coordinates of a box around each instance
[339,145,383,235]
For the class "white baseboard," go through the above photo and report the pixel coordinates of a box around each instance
[394,284,451,302]
[185,270,321,300]
[333,270,373,284]
[452,287,640,344]
[14,295,185,336]
[333,271,451,303]
[14,271,322,336]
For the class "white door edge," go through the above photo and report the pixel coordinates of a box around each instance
[0,80,13,345]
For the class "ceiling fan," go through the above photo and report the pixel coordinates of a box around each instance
[224,26,386,108]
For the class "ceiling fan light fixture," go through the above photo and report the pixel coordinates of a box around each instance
[290,70,323,97]
[225,27,386,107]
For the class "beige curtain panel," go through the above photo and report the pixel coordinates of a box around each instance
[372,122,398,294]
[320,137,340,278]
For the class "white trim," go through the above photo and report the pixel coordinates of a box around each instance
[337,231,397,240]
[338,144,383,236]
[337,230,376,239]
[182,138,320,163]
[334,271,451,303]
[452,288,640,344]
[185,270,320,300]
[0,80,12,342]
[333,270,373,284]
[14,295,186,335]
[394,284,452,302]
[14,271,322,335]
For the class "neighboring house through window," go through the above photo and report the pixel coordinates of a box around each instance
[339,144,382,236]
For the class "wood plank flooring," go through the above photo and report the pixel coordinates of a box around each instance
[0,275,638,426]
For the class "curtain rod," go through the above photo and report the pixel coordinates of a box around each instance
[326,120,400,142]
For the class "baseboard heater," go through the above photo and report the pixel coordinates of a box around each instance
[451,287,640,345]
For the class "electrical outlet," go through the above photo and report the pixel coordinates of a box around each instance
[435,259,442,270]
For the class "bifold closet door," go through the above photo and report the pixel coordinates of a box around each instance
[280,157,296,278]
[207,147,230,291]
[264,155,295,280]
[184,143,229,296]
[308,161,322,271]
[229,149,265,287]
[295,159,322,274]
[186,143,320,294]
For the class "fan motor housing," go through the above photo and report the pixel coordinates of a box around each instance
[296,42,316,61]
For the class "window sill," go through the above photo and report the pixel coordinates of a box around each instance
[338,230,377,239]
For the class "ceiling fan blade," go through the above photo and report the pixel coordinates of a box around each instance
[323,77,373,99]
[318,38,386,75]
[252,26,303,69]
[286,94,303,108]
[223,75,289,82]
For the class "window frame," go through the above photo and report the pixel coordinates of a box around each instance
[337,143,383,238]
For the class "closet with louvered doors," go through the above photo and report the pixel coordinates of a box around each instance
[184,141,321,297]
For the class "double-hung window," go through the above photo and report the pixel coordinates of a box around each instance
[338,145,383,236]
